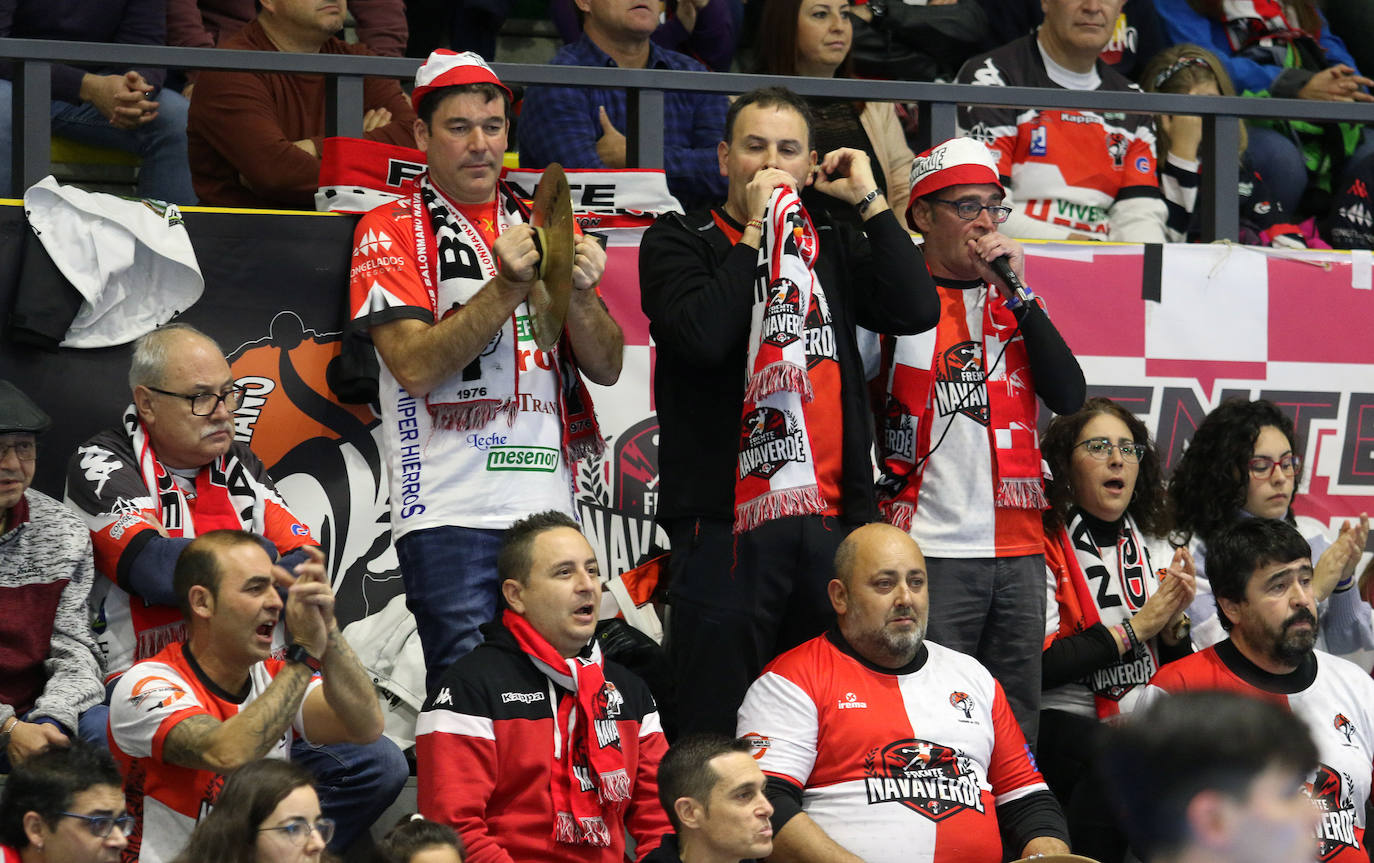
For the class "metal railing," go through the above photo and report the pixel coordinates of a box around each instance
[3,36,1371,240]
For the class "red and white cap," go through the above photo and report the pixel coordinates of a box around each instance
[411,49,513,114]
[905,137,1004,230]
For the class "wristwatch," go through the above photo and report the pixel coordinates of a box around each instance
[285,643,323,673]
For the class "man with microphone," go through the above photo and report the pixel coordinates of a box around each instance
[874,136,1085,746]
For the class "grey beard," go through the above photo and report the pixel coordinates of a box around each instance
[853,619,927,666]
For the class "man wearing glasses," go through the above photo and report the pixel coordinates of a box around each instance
[0,381,106,772]
[64,323,406,856]
[874,136,1085,745]
[0,742,131,863]
[109,530,384,863]
[65,322,315,684]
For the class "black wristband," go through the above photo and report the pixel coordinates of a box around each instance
[285,643,323,673]
[856,188,881,215]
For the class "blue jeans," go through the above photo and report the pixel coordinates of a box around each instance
[396,525,504,695]
[0,78,196,203]
[291,736,408,852]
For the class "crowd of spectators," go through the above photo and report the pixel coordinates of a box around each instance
[0,0,1370,246]
[4,3,1374,863]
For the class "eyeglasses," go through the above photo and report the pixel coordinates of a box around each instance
[58,812,135,839]
[0,439,36,462]
[1249,454,1301,478]
[929,198,1012,224]
[259,817,336,846]
[145,385,247,417]
[1075,438,1147,464]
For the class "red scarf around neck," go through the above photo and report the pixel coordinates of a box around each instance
[502,609,630,847]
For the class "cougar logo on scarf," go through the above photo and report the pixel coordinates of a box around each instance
[738,407,808,480]
[935,341,989,424]
[762,279,804,348]
[593,681,625,749]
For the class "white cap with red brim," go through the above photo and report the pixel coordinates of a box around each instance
[905,137,1005,231]
[411,49,513,114]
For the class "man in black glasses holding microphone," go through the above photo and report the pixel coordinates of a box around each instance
[874,136,1085,746]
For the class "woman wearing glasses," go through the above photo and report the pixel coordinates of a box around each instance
[1168,398,1371,653]
[1038,397,1196,859]
[173,759,332,863]
[0,742,130,863]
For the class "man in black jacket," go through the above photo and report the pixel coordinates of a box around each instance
[638,85,940,737]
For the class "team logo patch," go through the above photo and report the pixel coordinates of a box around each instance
[1334,714,1355,744]
[863,739,985,820]
[593,681,625,750]
[741,732,771,760]
[128,676,188,711]
[1029,125,1047,157]
[1135,156,1150,173]
[1307,764,1359,859]
[949,691,975,719]
[1107,132,1128,169]
[761,279,804,349]
[934,341,989,425]
[738,407,807,480]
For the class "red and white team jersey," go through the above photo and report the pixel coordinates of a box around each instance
[1141,642,1374,863]
[347,189,575,538]
[896,283,1042,559]
[109,643,320,863]
[737,634,1049,863]
[956,35,1165,242]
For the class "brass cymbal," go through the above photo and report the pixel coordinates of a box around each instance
[529,163,575,352]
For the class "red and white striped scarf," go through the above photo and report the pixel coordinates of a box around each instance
[876,286,1045,532]
[734,187,842,533]
[1214,0,1308,53]
[409,173,604,461]
[502,609,630,847]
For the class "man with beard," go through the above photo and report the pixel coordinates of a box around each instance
[735,523,1068,863]
[1141,518,1374,863]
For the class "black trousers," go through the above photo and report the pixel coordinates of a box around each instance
[665,514,853,738]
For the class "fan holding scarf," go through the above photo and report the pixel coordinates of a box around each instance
[639,86,940,739]
[1037,397,1195,860]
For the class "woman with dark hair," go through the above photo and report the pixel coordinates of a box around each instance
[374,814,464,863]
[750,0,912,228]
[1039,398,1196,859]
[0,742,129,863]
[172,760,332,863]
[1168,398,1370,652]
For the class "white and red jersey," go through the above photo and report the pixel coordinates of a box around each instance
[347,188,576,538]
[737,633,1050,863]
[108,643,320,863]
[1142,641,1374,863]
[888,281,1044,559]
[956,34,1166,243]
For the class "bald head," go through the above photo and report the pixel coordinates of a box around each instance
[829,524,929,668]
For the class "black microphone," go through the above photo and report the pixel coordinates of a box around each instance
[989,255,1034,307]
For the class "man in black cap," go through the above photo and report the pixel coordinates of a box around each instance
[0,380,106,772]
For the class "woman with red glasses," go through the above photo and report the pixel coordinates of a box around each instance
[1168,397,1370,652]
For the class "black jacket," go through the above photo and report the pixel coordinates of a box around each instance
[638,204,939,525]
